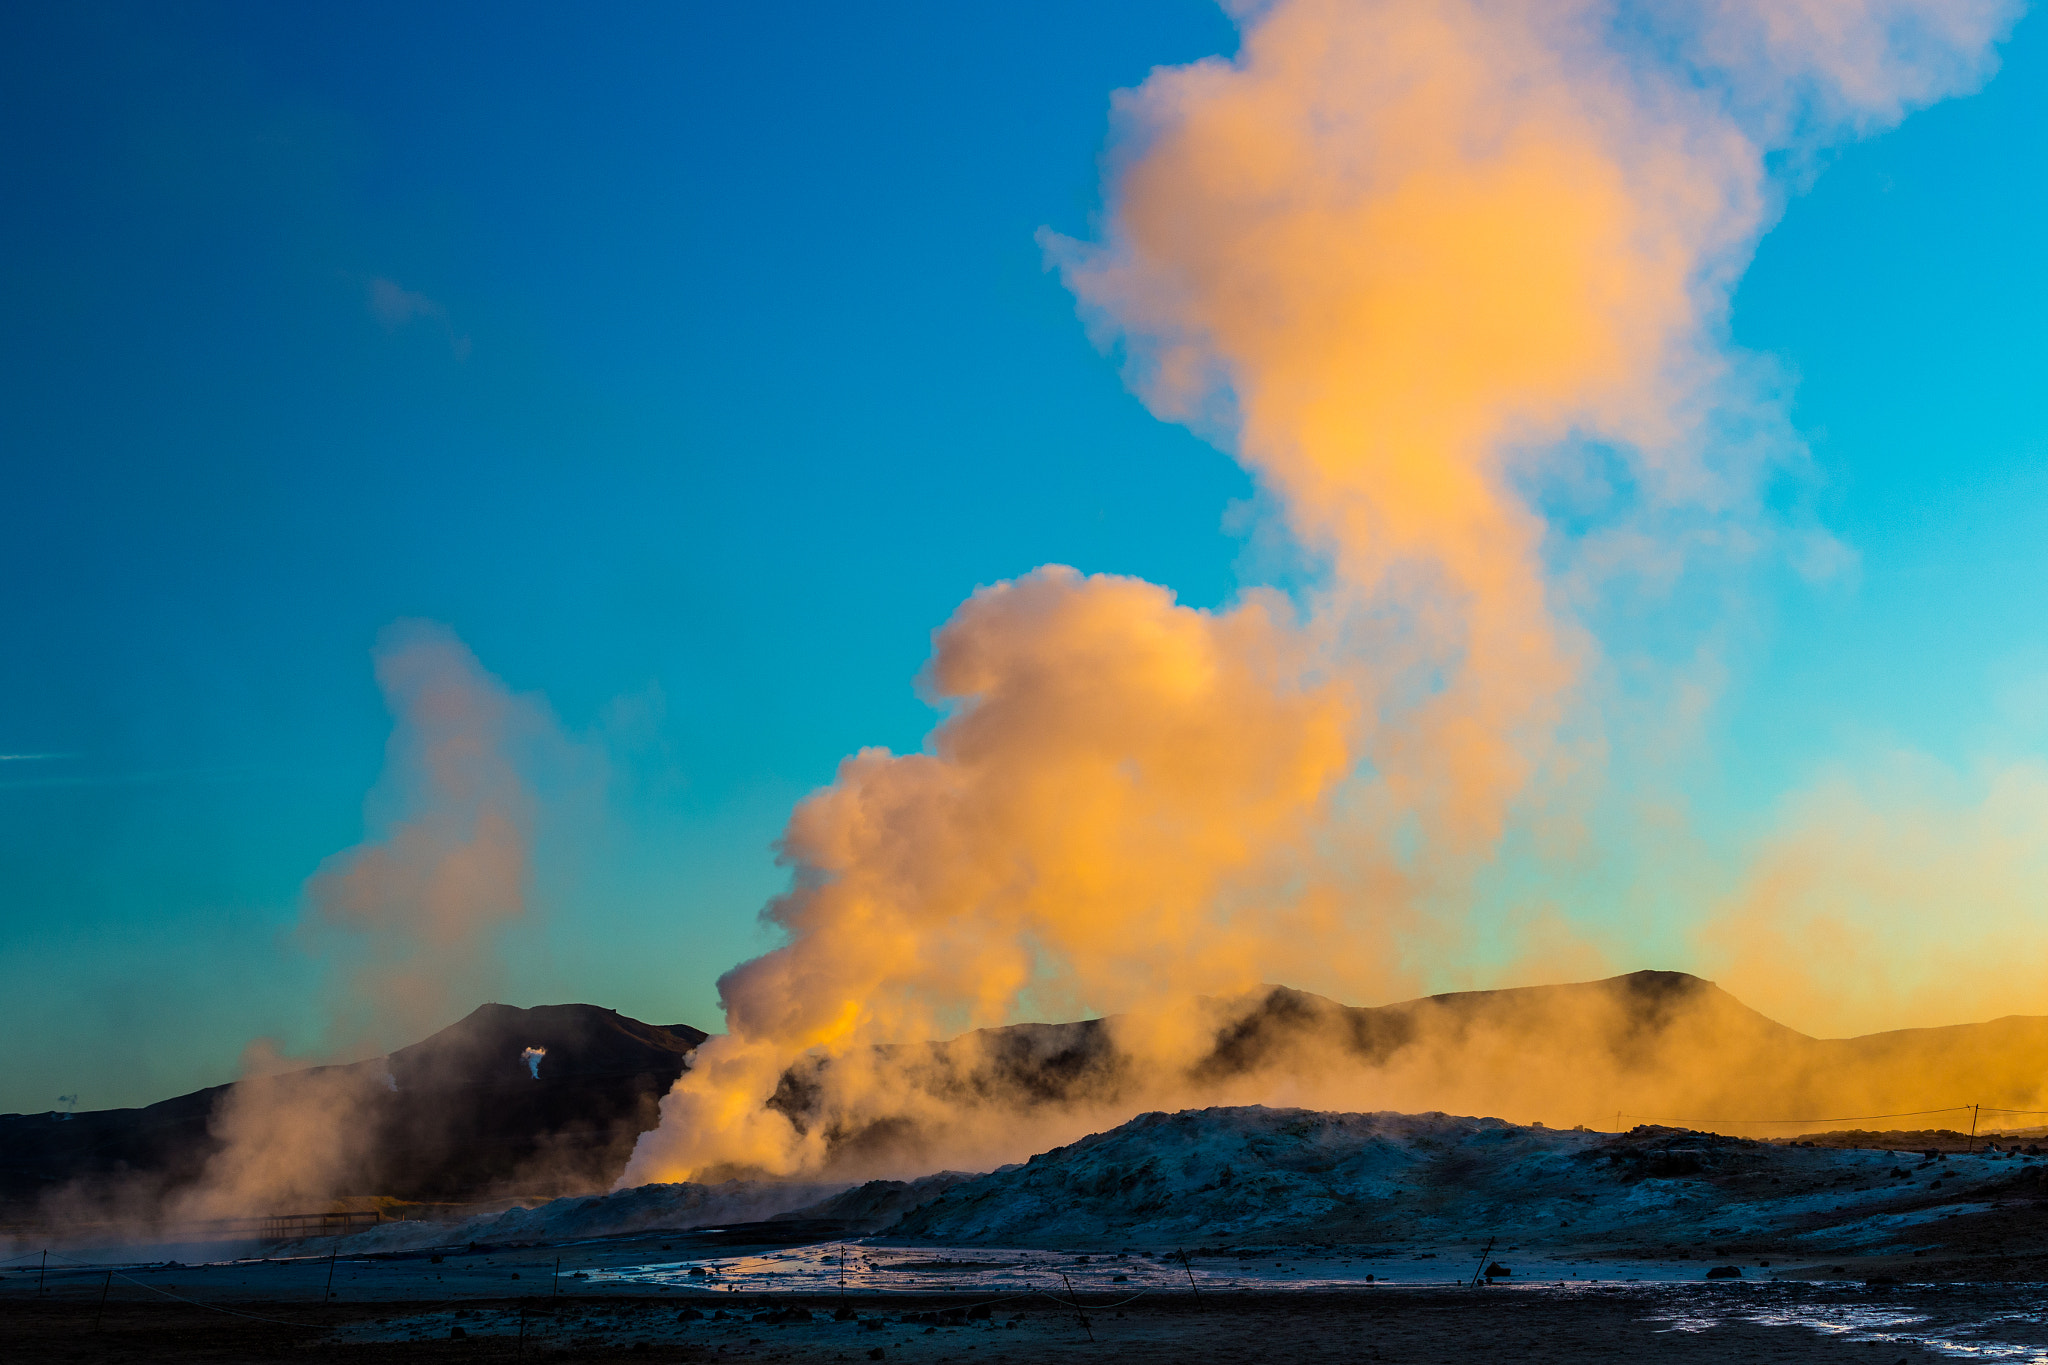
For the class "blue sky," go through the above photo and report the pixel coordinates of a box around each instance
[2,1,2044,1113]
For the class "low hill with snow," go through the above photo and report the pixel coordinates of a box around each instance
[884,1105,2046,1255]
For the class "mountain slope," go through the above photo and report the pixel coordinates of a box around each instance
[766,971,2048,1177]
[14,972,2048,1219]
[0,1004,706,1215]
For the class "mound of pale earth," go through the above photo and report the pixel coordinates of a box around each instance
[886,1105,2048,1258]
[773,1170,980,1229]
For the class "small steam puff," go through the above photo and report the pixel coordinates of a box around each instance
[622,0,2017,1187]
[1709,754,2048,1038]
[169,624,571,1221]
[302,620,552,1051]
[522,1046,547,1080]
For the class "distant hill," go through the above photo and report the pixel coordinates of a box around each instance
[13,972,2048,1216]
[767,971,2048,1176]
[0,1004,705,1216]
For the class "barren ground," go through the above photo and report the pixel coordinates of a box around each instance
[12,1111,2048,1361]
[11,1284,2048,1363]
[9,1223,2048,1363]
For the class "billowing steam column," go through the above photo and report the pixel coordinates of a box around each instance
[621,0,2016,1188]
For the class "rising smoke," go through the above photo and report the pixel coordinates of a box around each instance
[621,0,2018,1186]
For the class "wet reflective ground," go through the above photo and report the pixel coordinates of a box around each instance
[12,1230,2048,1361]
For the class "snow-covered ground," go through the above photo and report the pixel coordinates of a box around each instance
[885,1106,2039,1254]
[296,1104,2039,1273]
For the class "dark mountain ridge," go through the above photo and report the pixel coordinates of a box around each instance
[13,972,2048,1217]
[0,1004,705,1216]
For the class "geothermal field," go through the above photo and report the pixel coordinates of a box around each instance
[12,977,2048,1361]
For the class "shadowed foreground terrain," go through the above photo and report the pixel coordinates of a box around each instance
[13,1162,2048,1362]
[0,1276,2033,1362]
[293,1103,2048,1268]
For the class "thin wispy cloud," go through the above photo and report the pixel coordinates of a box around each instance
[365,276,472,360]
[0,764,261,791]
[0,752,76,762]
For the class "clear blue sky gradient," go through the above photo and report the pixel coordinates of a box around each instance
[2,2,2043,1112]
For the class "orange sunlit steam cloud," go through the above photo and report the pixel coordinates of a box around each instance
[1056,0,1744,850]
[625,569,1363,1177]
[622,0,2014,1184]
[1709,753,2048,1040]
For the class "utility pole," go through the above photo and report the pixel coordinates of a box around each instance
[1969,1104,1981,1154]
[1469,1237,1497,1290]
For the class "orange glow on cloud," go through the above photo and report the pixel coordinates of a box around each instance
[623,0,2016,1184]
[1710,754,2048,1039]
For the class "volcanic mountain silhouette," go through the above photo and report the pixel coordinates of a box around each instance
[0,1004,704,1214]
[9,973,2048,1211]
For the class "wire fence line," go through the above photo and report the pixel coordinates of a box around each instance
[32,1249,329,1329]
[1617,1104,1979,1126]
[1615,1100,2048,1147]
